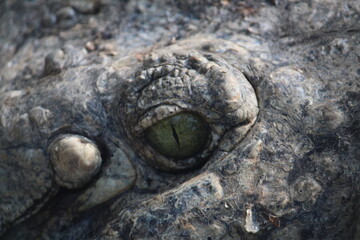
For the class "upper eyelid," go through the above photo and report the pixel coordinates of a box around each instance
[134,105,182,133]
[134,99,232,133]
[122,49,258,127]
[135,63,199,85]
[133,51,215,94]
[134,103,225,132]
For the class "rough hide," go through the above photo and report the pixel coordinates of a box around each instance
[0,0,360,239]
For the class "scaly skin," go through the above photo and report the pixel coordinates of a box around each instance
[1,0,360,239]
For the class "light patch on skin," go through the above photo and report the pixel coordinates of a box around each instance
[28,106,53,127]
[245,205,259,233]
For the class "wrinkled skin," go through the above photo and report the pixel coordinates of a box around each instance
[1,0,360,239]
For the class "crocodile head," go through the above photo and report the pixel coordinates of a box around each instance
[1,0,360,239]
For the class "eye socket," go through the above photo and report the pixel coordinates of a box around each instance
[116,48,259,172]
[144,112,211,159]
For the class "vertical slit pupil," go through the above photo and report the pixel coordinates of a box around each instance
[170,124,180,147]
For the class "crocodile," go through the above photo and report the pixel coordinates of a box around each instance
[1,0,360,239]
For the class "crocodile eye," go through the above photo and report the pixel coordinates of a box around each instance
[145,112,211,159]
[117,48,259,172]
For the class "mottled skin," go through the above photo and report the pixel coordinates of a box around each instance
[1,0,360,239]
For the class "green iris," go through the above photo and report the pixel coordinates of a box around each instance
[145,112,210,159]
